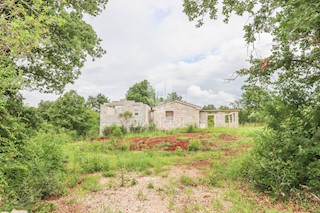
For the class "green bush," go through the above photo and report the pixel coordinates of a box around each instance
[188,139,201,151]
[148,123,157,132]
[185,124,198,133]
[243,129,320,197]
[102,124,126,137]
[1,131,70,209]
[129,124,147,133]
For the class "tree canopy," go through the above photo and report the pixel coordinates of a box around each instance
[42,90,99,136]
[183,0,320,196]
[126,80,155,107]
[1,0,107,93]
[166,92,183,102]
[0,0,107,205]
[86,93,110,112]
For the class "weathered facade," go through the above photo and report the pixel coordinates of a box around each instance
[100,99,239,134]
[100,99,151,134]
[153,101,201,130]
[199,109,239,128]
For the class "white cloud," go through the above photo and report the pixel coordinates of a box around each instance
[22,0,272,107]
[187,85,236,107]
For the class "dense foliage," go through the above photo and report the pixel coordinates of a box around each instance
[1,131,70,209]
[39,90,99,137]
[86,93,110,112]
[183,0,320,197]
[1,0,107,93]
[0,0,108,209]
[126,80,155,106]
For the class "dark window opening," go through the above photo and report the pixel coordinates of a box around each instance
[165,111,174,120]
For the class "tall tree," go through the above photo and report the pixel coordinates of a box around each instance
[126,80,155,106]
[86,93,110,112]
[1,0,107,93]
[0,0,107,207]
[166,92,183,102]
[183,0,320,197]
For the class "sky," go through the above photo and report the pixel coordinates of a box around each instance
[22,0,272,107]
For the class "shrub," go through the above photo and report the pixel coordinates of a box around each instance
[185,124,198,133]
[1,131,70,209]
[129,124,147,133]
[148,123,157,132]
[102,124,126,137]
[243,129,320,197]
[188,139,201,151]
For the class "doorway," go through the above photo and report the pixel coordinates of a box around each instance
[207,115,215,127]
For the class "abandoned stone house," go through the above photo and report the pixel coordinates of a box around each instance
[100,99,239,134]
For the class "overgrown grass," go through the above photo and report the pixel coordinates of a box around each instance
[23,125,317,212]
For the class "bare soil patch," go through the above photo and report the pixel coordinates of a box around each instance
[53,164,231,213]
[129,132,213,151]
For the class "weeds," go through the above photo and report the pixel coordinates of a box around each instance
[147,182,154,189]
[82,176,101,192]
[131,178,138,186]
[188,139,201,151]
[103,171,116,178]
[180,175,198,187]
[168,178,175,209]
[185,124,199,133]
[137,190,148,201]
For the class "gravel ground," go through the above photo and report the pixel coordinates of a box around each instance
[53,164,231,213]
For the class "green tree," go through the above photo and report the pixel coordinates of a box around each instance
[183,0,320,196]
[126,80,155,106]
[231,86,270,124]
[1,0,107,93]
[202,104,216,110]
[0,0,107,208]
[166,92,183,102]
[86,93,110,112]
[45,90,98,137]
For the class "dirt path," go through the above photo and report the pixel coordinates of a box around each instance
[53,162,231,213]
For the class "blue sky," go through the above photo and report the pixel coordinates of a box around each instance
[22,0,272,107]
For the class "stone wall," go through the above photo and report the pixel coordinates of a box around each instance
[153,102,200,130]
[100,99,151,135]
[199,110,239,128]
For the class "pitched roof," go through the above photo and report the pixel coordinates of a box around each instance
[155,100,202,110]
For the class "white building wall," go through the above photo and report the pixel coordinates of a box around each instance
[153,102,200,130]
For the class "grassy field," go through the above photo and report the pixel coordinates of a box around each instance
[37,126,318,212]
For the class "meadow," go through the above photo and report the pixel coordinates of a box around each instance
[21,125,316,213]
